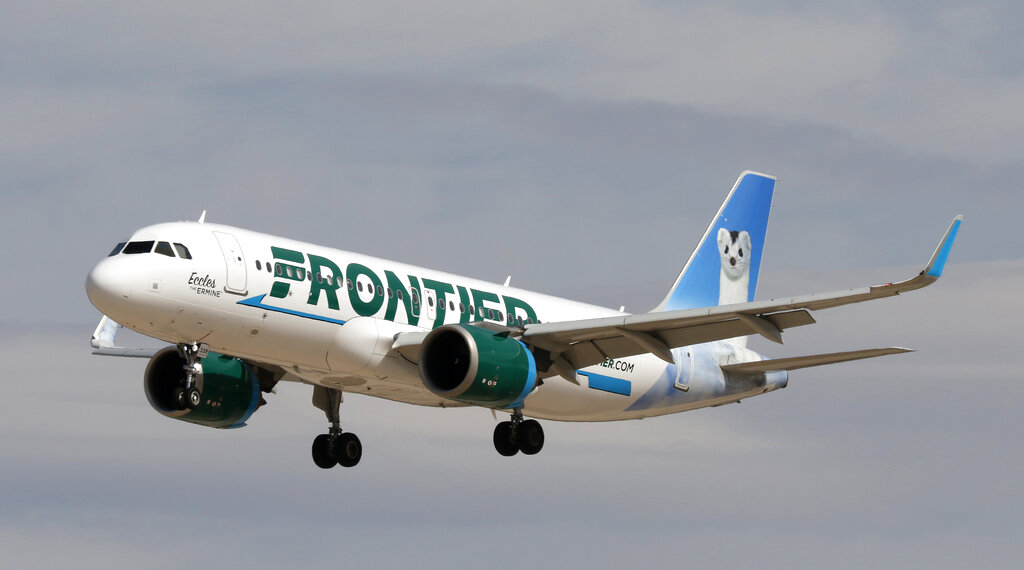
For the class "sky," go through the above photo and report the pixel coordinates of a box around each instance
[1,1,1021,567]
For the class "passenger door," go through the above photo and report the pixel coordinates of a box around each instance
[213,232,247,295]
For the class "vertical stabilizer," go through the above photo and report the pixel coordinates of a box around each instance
[654,171,776,315]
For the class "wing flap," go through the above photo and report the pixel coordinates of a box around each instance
[721,347,912,375]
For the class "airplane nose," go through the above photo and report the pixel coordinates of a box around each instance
[86,259,128,315]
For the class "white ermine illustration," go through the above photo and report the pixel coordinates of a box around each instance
[718,228,751,306]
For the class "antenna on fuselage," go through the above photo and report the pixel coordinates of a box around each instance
[198,210,207,224]
[503,276,511,287]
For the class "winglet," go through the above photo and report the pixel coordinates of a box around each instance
[923,215,964,278]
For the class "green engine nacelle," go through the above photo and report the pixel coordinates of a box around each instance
[418,324,538,409]
[144,347,262,429]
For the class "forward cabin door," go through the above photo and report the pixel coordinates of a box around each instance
[213,231,248,295]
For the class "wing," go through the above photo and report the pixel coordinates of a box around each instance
[521,216,963,380]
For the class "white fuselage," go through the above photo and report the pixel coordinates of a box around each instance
[86,221,786,422]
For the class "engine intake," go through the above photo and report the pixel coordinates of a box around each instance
[418,324,537,409]
[144,347,262,429]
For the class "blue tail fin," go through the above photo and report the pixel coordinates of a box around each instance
[654,171,776,312]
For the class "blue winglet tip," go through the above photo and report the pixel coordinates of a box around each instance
[926,215,963,278]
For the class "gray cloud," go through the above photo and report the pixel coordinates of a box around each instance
[1,1,1019,567]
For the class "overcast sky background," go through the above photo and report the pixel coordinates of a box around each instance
[1,1,1020,567]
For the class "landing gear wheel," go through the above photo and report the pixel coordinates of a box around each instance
[517,419,545,455]
[333,433,362,467]
[185,387,202,410]
[493,421,519,457]
[312,434,337,469]
[172,387,187,410]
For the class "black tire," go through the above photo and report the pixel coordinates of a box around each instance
[518,420,544,455]
[172,387,187,410]
[493,421,519,457]
[312,434,337,469]
[185,387,202,410]
[334,433,362,467]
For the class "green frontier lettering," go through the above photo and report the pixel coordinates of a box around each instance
[503,294,538,325]
[270,246,305,299]
[266,246,539,328]
[471,289,500,321]
[456,286,472,324]
[421,278,454,329]
[308,254,343,310]
[384,271,421,323]
[347,263,384,317]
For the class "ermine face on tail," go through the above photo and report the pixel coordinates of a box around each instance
[718,228,751,305]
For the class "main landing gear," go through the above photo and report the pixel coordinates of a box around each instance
[493,408,544,457]
[172,343,206,411]
[311,386,362,469]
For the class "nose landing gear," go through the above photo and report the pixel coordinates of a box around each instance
[493,408,545,457]
[173,343,207,410]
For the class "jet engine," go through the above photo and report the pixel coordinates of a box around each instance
[144,347,262,429]
[418,324,538,408]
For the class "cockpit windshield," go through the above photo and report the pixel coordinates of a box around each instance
[154,242,175,257]
[110,240,192,259]
[122,241,155,254]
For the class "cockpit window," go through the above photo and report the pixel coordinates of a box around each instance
[173,243,192,259]
[155,241,175,257]
[108,242,126,256]
[123,241,155,254]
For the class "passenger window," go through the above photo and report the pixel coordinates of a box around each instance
[267,262,272,273]
[357,281,364,292]
[459,303,465,313]
[397,290,404,301]
[449,301,455,311]
[123,241,154,254]
[155,242,175,257]
[173,243,192,259]
[108,242,126,256]
[387,288,393,298]
[376,285,383,296]
[256,260,262,271]
[347,279,354,290]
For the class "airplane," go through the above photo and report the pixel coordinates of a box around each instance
[85,171,963,469]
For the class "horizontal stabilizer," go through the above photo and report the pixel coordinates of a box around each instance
[720,347,912,375]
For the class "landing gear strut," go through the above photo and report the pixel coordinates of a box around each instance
[173,342,207,411]
[311,386,362,469]
[493,408,544,457]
